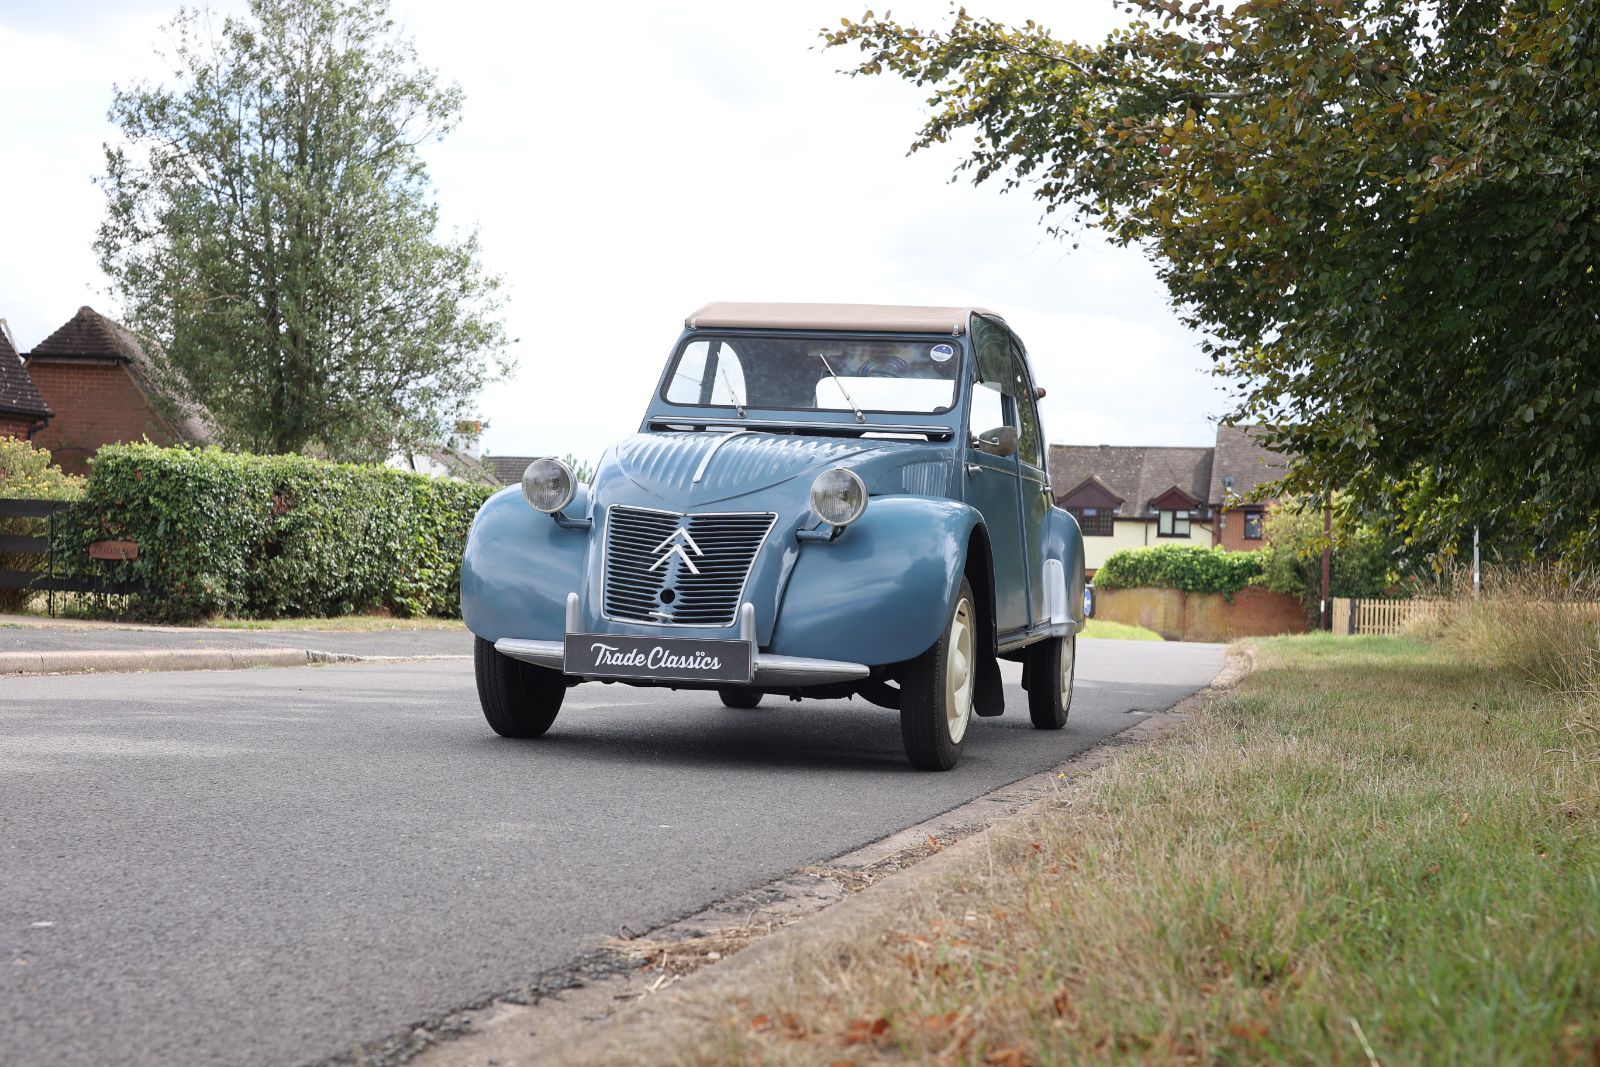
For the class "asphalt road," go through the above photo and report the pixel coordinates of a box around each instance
[0,638,1222,1067]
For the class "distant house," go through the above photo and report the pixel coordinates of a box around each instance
[485,455,537,486]
[1050,425,1292,574]
[24,306,213,476]
[1208,424,1291,552]
[0,319,51,441]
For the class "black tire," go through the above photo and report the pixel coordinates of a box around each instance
[1026,634,1076,730]
[898,578,978,771]
[474,637,565,738]
[718,688,764,709]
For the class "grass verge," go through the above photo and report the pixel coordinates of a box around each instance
[602,634,1600,1066]
[1081,619,1162,641]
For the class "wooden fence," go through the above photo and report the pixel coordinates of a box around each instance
[1330,597,1446,636]
[0,498,142,613]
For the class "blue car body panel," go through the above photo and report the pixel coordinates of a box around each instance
[461,316,1085,680]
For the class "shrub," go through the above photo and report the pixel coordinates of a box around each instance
[63,444,494,622]
[0,438,85,613]
[1093,543,1265,595]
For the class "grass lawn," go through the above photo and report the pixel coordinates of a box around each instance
[634,634,1600,1065]
[1081,619,1162,641]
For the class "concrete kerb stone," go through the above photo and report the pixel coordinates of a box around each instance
[0,647,360,676]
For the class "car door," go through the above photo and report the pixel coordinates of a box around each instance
[965,317,1030,637]
[1008,337,1050,627]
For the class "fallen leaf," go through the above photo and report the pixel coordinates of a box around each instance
[1051,987,1073,1017]
[840,1016,891,1045]
[1229,1020,1269,1041]
[985,1046,1029,1066]
[1459,811,1471,827]
[749,1014,771,1030]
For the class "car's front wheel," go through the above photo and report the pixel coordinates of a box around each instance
[718,688,764,709]
[1026,634,1076,730]
[474,637,565,738]
[898,578,978,771]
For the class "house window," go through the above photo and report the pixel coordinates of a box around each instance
[1243,509,1264,540]
[1158,509,1191,538]
[1070,507,1115,537]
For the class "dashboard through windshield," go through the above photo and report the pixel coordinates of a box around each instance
[661,335,962,415]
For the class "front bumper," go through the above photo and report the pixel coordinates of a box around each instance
[492,595,871,688]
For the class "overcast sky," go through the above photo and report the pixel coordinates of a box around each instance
[0,0,1230,463]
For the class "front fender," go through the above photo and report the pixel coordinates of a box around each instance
[461,485,591,642]
[770,496,981,666]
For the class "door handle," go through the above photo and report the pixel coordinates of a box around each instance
[965,463,983,476]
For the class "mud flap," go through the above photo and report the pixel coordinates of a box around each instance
[974,653,1005,717]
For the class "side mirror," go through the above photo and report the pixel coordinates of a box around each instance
[976,425,1018,458]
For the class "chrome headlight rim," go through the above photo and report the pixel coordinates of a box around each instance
[522,457,576,513]
[809,467,868,527]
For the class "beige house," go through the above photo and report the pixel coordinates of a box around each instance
[1049,426,1291,575]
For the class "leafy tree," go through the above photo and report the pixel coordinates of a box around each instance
[826,1,1600,562]
[1257,498,1407,621]
[98,0,508,461]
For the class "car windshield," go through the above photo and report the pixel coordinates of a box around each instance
[661,335,961,415]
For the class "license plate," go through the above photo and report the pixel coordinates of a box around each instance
[563,633,754,684]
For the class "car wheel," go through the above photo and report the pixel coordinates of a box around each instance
[1026,634,1075,730]
[719,688,764,709]
[899,578,977,771]
[474,637,565,738]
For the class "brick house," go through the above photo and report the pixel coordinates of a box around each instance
[1050,425,1292,575]
[0,319,51,441]
[23,307,213,476]
[1208,424,1291,552]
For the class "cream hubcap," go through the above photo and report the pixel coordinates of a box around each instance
[946,596,975,743]
[1059,636,1075,708]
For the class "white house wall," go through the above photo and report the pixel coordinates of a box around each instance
[1081,518,1216,572]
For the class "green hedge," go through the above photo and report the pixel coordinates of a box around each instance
[1093,543,1266,596]
[64,444,495,622]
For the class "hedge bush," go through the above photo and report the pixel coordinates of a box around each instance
[1093,543,1266,595]
[0,438,85,612]
[64,444,495,622]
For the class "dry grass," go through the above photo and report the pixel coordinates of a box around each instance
[607,635,1600,1067]
[1433,565,1600,690]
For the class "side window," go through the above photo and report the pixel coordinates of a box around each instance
[969,317,1017,440]
[665,340,745,406]
[1008,343,1044,469]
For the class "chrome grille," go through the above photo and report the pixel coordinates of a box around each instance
[603,506,776,627]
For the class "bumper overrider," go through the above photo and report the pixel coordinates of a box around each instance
[494,596,871,688]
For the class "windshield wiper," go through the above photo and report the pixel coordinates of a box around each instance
[717,359,746,419]
[815,352,865,423]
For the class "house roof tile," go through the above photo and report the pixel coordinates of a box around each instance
[0,320,51,420]
[1208,424,1292,505]
[1049,444,1214,517]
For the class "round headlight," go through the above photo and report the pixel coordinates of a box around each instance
[522,457,576,513]
[810,467,867,527]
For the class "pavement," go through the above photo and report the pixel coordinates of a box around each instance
[0,638,1223,1067]
[0,615,472,673]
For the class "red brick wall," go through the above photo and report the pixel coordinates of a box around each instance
[1097,584,1308,641]
[25,360,177,476]
[0,414,37,440]
[1214,505,1270,552]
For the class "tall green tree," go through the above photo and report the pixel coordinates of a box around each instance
[827,1,1600,563]
[98,0,508,461]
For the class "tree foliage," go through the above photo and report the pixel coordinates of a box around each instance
[1256,498,1407,616]
[826,1,1600,562]
[98,0,508,461]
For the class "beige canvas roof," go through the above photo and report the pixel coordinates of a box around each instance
[686,302,996,335]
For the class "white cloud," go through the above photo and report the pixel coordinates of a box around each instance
[0,0,1229,461]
